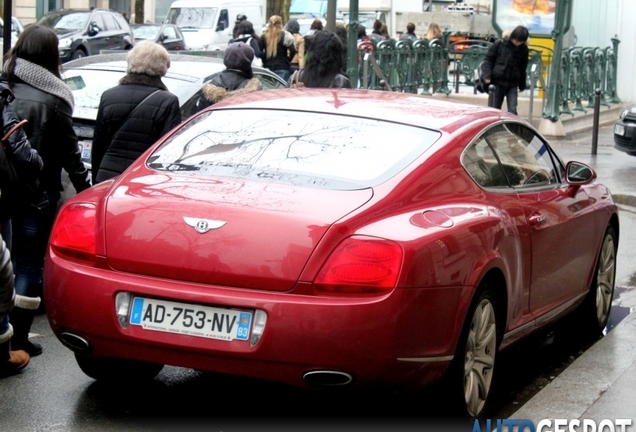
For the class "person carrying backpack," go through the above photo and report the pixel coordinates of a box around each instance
[481,26,529,115]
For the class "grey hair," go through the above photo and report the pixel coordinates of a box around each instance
[126,40,171,76]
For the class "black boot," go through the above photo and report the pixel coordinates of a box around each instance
[9,297,42,357]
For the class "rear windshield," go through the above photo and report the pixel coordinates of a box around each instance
[166,7,217,29]
[147,109,441,190]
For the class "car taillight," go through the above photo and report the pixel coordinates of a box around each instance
[313,236,403,295]
[50,203,97,265]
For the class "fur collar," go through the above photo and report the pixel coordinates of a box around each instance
[201,78,261,104]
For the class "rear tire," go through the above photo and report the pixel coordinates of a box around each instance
[577,224,617,335]
[449,286,499,418]
[75,354,164,381]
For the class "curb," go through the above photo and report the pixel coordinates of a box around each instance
[509,308,636,422]
[613,194,636,208]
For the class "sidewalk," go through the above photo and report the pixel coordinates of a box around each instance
[507,126,636,424]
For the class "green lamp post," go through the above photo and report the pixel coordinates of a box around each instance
[346,0,359,87]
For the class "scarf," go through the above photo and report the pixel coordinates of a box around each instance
[9,58,74,110]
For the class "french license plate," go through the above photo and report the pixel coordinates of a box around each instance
[129,297,252,342]
[614,124,625,136]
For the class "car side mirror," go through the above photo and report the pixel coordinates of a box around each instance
[88,22,100,36]
[565,161,596,185]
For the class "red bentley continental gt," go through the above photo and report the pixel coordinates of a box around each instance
[44,89,619,418]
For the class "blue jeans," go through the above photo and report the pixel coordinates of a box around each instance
[11,197,58,299]
[273,69,291,82]
[493,84,519,115]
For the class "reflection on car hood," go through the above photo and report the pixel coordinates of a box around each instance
[105,173,374,291]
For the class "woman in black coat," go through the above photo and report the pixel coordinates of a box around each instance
[259,15,296,82]
[92,40,181,184]
[0,25,91,356]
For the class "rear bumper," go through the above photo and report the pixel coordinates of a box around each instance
[44,249,470,389]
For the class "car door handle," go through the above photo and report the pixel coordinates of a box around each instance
[528,213,546,227]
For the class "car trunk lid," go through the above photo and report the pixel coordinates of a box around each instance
[104,175,372,291]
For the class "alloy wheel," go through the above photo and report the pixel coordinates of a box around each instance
[464,297,497,418]
[595,232,616,326]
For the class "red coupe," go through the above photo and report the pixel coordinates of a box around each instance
[44,89,619,418]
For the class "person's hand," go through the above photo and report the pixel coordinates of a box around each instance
[484,78,491,84]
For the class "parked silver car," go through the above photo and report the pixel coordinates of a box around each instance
[61,53,289,172]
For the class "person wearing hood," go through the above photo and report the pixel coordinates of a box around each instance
[285,19,305,74]
[92,40,181,184]
[195,41,262,112]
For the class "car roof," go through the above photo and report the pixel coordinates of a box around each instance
[212,89,506,133]
[62,53,226,80]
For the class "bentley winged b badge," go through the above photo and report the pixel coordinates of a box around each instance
[183,217,226,234]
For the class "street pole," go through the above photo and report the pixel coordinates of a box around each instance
[326,0,336,32]
[3,0,13,57]
[346,0,359,86]
[591,88,601,156]
[542,0,572,122]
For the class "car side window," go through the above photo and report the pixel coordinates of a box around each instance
[256,73,287,90]
[102,13,120,31]
[485,123,558,188]
[218,10,229,31]
[164,26,177,39]
[461,138,509,188]
[91,14,105,31]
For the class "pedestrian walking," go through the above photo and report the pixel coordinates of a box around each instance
[92,40,181,184]
[481,25,529,115]
[259,15,296,82]
[0,25,91,357]
[426,22,443,45]
[194,41,262,112]
[233,20,264,67]
[370,19,386,42]
[230,14,248,43]
[400,22,419,42]
[290,31,351,89]
[285,19,305,74]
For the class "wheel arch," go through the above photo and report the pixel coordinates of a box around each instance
[478,267,508,345]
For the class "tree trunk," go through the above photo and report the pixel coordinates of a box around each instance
[135,0,144,23]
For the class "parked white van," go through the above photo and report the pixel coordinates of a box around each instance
[165,0,265,51]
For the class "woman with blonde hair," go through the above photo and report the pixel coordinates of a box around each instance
[426,22,443,42]
[259,15,296,81]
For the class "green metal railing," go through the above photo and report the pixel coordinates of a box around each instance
[357,36,621,121]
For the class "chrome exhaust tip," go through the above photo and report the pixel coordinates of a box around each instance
[59,332,91,352]
[302,370,354,387]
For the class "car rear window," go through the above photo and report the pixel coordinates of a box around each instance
[147,109,441,190]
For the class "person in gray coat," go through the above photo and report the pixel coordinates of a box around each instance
[92,40,181,184]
